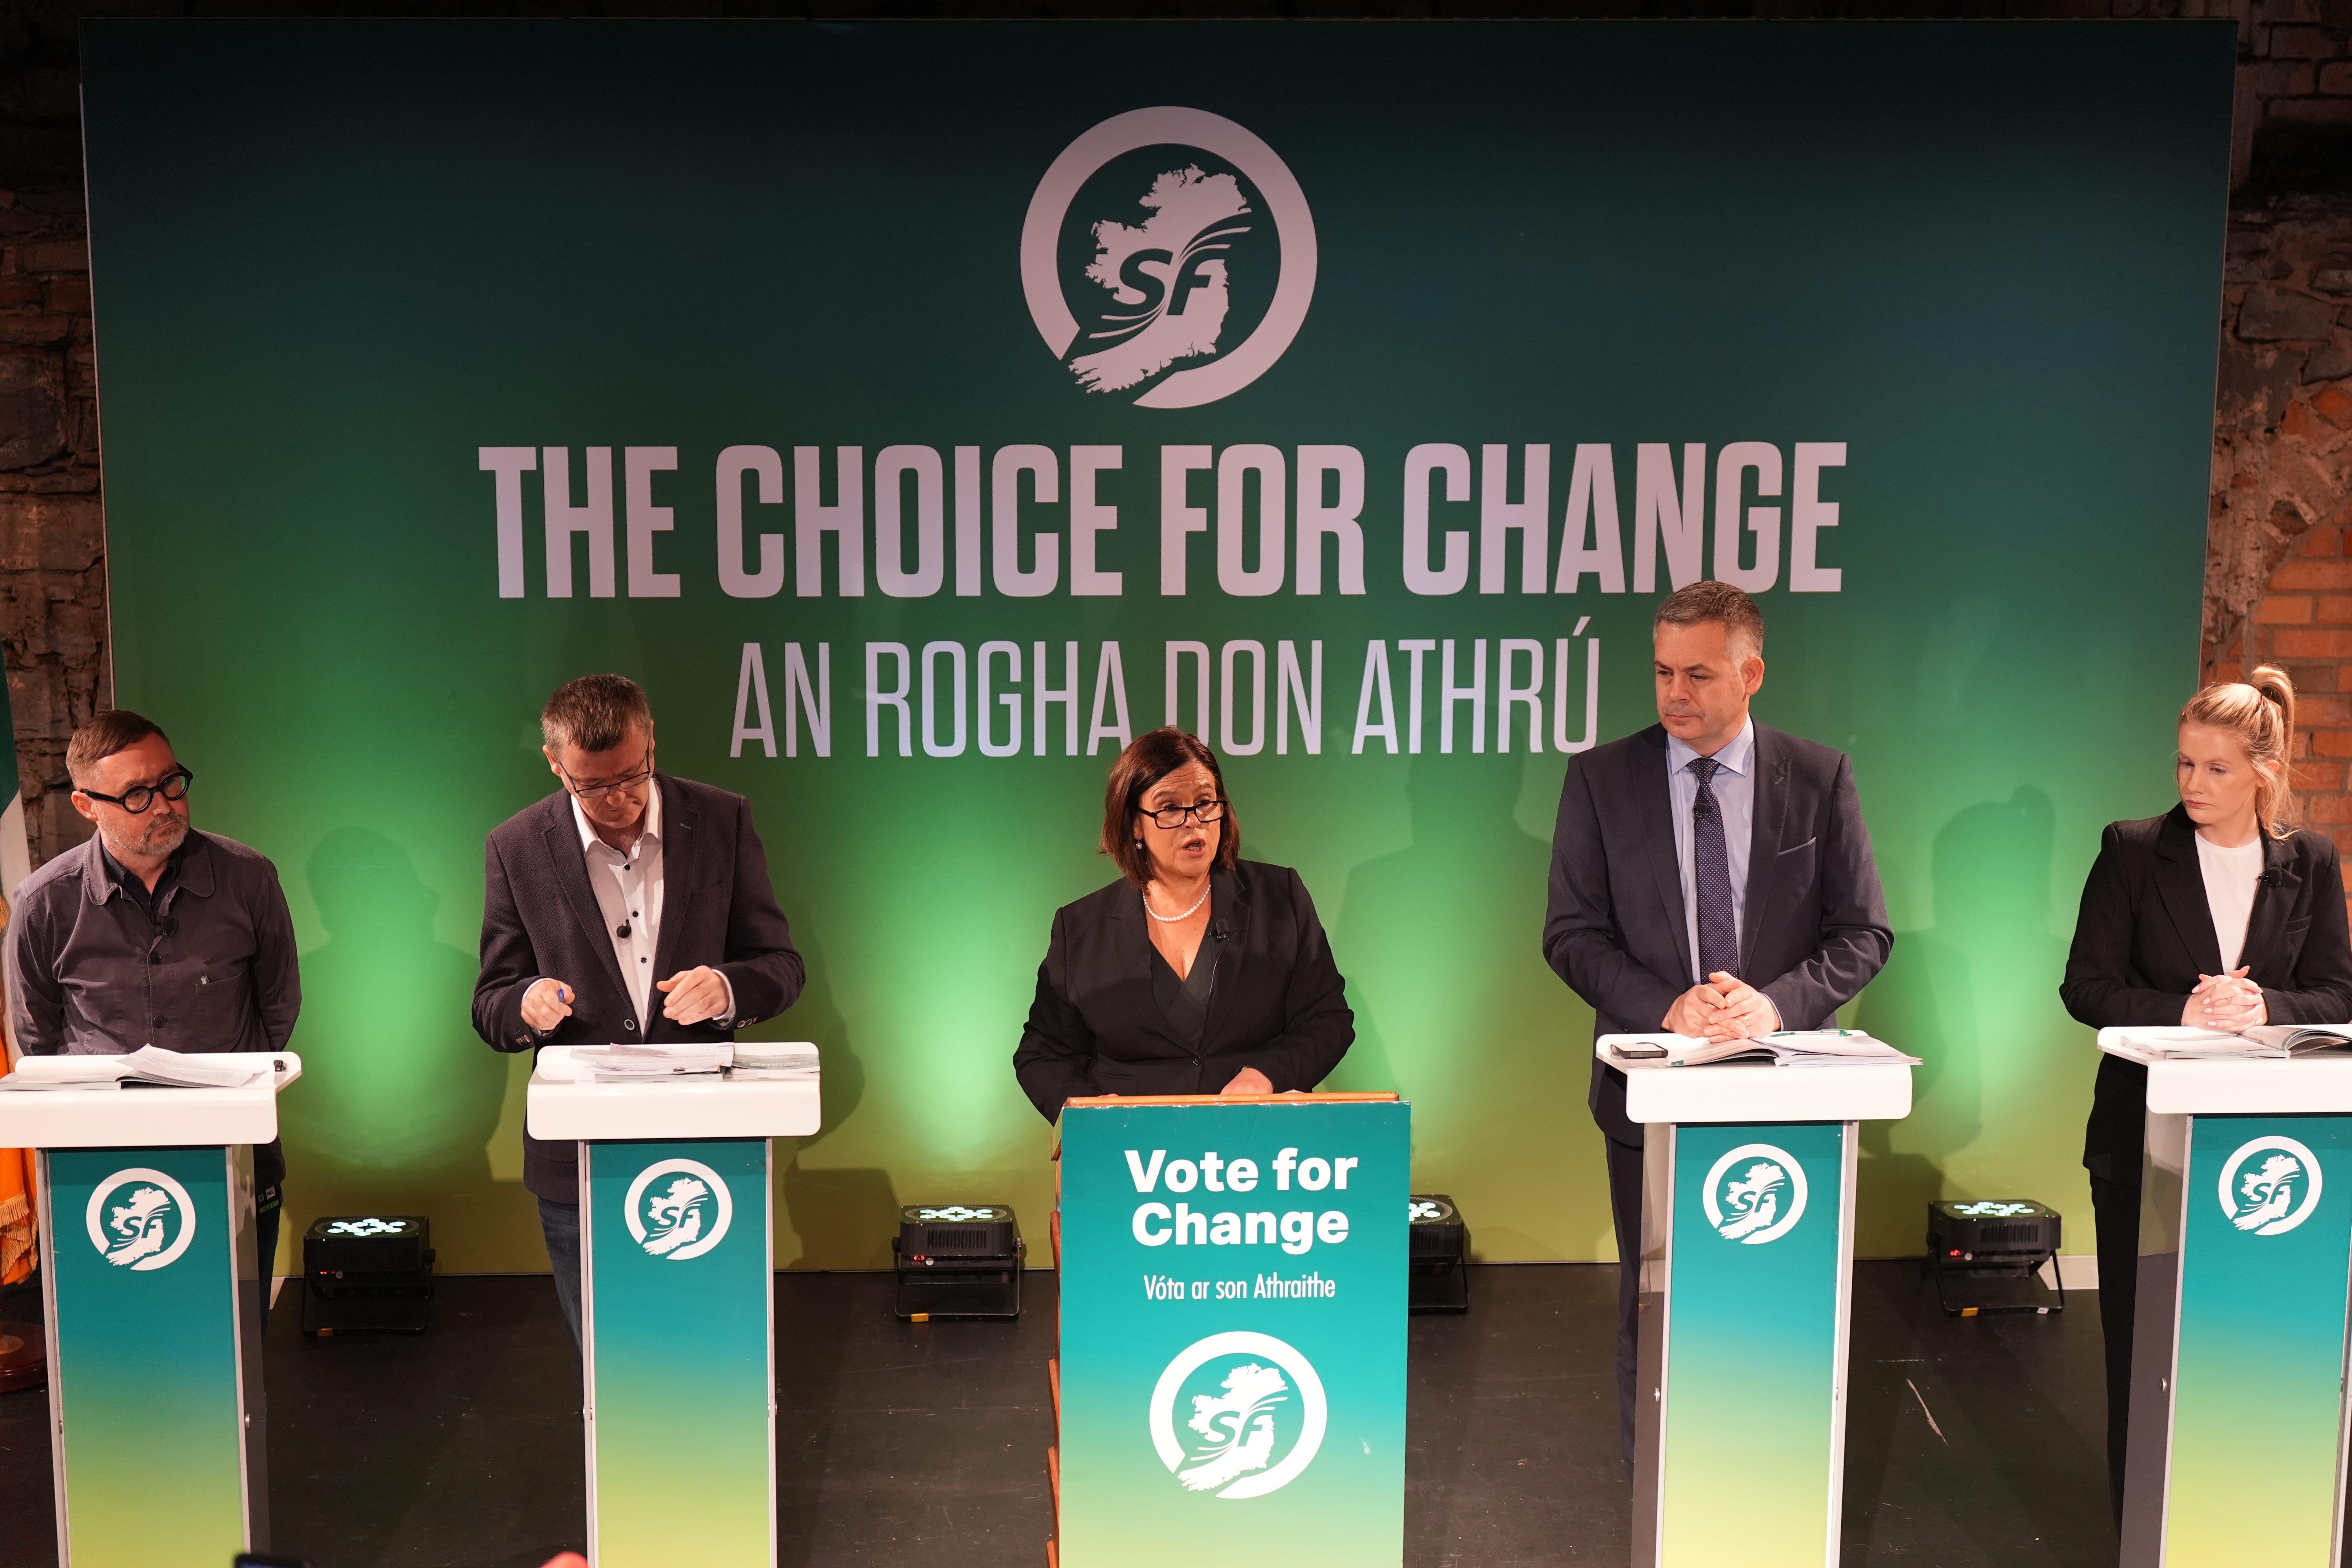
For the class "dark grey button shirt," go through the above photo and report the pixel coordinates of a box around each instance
[5,829,301,1060]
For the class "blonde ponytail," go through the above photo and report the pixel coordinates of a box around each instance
[2181,664,2299,837]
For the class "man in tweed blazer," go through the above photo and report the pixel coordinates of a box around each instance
[474,674,803,1343]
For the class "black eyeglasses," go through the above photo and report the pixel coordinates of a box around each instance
[1139,799,1229,830]
[559,743,655,802]
[80,766,192,815]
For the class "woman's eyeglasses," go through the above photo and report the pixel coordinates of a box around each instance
[1139,799,1228,830]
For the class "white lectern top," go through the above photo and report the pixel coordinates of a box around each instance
[1596,1036,1913,1123]
[2098,1027,2352,1114]
[0,1051,302,1147]
[526,1044,821,1141]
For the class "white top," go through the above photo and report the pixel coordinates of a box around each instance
[1594,1037,1912,1123]
[0,1053,301,1147]
[2098,1029,2352,1113]
[1664,718,1756,983]
[2194,831,2264,972]
[569,786,732,1029]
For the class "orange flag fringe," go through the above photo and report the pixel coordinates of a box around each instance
[0,1144,31,1287]
[0,890,29,1286]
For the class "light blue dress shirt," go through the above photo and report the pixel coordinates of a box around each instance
[1666,718,1756,985]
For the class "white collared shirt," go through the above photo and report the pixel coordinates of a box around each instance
[1665,718,1757,985]
[570,785,730,1031]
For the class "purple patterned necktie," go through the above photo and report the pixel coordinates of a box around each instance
[1688,756,1738,981]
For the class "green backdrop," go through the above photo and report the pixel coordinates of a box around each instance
[76,20,2231,1271]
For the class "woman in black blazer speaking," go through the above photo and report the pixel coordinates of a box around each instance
[2060,665,2352,1516]
[1014,727,1354,1121]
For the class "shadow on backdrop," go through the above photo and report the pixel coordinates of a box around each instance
[1330,752,1555,1091]
[1856,788,2065,1241]
[279,826,508,1226]
[767,923,899,1271]
[1328,752,1563,1250]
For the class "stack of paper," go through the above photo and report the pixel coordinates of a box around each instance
[2113,1025,2352,1060]
[1606,1030,1922,1069]
[117,1047,276,1087]
[572,1043,731,1079]
[0,1047,276,1091]
[729,1042,819,1081]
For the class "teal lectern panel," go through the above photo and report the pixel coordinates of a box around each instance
[1646,1120,1851,1568]
[1058,1099,1409,1568]
[581,1137,774,1568]
[2151,1114,2352,1566]
[42,1144,257,1567]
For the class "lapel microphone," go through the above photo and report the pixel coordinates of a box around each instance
[616,921,632,938]
[1209,919,1231,942]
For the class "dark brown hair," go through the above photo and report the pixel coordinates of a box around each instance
[1100,728,1241,886]
[67,709,170,787]
[1654,579,1766,659]
[541,674,653,753]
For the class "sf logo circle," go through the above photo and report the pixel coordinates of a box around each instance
[624,1158,734,1261]
[1148,1330,1328,1499]
[1022,107,1317,408]
[86,1167,196,1272]
[2219,1135,2324,1236]
[1702,1143,1809,1246]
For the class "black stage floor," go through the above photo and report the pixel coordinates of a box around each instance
[0,1262,2112,1568]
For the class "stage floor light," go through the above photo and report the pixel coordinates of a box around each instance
[300,1214,435,1336]
[1923,1199,2065,1316]
[1409,1194,1470,1314]
[893,1204,1024,1321]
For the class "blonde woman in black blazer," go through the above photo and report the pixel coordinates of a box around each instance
[2060,665,2352,1518]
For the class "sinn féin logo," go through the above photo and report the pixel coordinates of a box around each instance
[1702,1143,1810,1246]
[623,1158,733,1261]
[2219,1135,2324,1236]
[85,1167,197,1272]
[1148,1330,1328,1499]
[1021,107,1317,408]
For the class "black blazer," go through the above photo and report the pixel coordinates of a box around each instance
[1543,722,1894,1147]
[473,774,806,1200]
[2061,805,2352,1179]
[1013,860,1353,1121]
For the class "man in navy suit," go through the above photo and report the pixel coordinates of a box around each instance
[1543,581,1892,1474]
[474,673,804,1343]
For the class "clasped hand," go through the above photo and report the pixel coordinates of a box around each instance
[1664,971,1780,1043]
[2184,967,2266,1033]
[521,966,733,1032]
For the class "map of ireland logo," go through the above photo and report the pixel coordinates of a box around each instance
[1022,107,1317,408]
[1148,1330,1329,1499]
[624,1158,734,1261]
[1702,1143,1810,1246]
[85,1167,196,1271]
[2219,1135,2323,1237]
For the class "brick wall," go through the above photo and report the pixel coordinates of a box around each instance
[0,188,105,867]
[0,4,2347,869]
[2201,0,2352,856]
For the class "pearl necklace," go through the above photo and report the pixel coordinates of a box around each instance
[1142,879,1212,923]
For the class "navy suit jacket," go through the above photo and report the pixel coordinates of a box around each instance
[473,774,805,1200]
[1543,721,1893,1147]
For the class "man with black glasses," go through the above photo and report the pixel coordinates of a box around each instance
[473,673,804,1345]
[6,709,302,1308]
